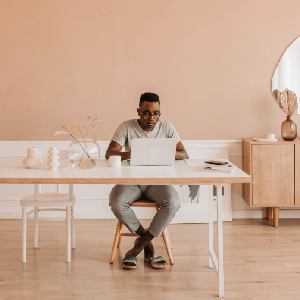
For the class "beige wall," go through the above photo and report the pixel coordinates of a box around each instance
[1,0,300,141]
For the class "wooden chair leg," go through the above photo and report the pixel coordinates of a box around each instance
[266,207,272,221]
[162,229,174,265]
[273,207,279,227]
[117,223,124,248]
[110,220,122,264]
[164,226,172,249]
[156,206,174,263]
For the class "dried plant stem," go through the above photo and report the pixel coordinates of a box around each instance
[62,126,96,167]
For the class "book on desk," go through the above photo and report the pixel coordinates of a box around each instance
[185,159,235,173]
[201,162,235,173]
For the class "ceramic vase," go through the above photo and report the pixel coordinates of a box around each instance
[69,139,100,169]
[23,147,43,169]
[281,115,297,140]
[47,146,60,170]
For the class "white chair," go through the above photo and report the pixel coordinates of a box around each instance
[20,150,76,263]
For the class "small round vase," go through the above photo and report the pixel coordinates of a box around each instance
[281,115,297,140]
[23,147,43,169]
[69,139,100,169]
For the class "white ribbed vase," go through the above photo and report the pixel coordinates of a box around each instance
[47,146,60,170]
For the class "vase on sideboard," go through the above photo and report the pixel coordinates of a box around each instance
[281,115,297,140]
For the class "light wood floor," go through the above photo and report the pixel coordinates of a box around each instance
[1,219,300,300]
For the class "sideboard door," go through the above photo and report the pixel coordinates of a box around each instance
[295,144,300,205]
[252,144,294,206]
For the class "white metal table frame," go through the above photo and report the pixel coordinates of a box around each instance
[0,159,250,297]
[209,184,224,297]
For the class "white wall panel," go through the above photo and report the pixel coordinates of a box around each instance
[1,140,300,220]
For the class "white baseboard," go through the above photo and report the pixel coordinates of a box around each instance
[232,197,300,219]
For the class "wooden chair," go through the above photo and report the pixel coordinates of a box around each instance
[20,150,76,263]
[110,199,174,265]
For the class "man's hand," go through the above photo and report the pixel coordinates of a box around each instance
[175,141,189,160]
[105,141,130,160]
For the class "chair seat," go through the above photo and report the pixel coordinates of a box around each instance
[130,199,159,207]
[21,193,76,207]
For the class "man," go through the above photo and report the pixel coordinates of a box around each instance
[105,92,189,269]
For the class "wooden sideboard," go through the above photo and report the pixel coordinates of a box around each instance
[242,138,300,227]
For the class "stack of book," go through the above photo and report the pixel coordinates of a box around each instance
[185,159,235,173]
[200,162,235,173]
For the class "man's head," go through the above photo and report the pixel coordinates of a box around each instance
[139,92,160,106]
[137,92,161,131]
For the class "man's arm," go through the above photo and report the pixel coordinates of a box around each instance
[105,140,130,160]
[175,141,189,160]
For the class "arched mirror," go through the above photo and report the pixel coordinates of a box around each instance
[272,37,300,114]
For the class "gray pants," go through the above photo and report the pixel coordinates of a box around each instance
[109,185,180,238]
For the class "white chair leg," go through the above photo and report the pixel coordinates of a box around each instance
[71,206,75,249]
[22,206,27,263]
[34,206,38,248]
[66,206,71,262]
[34,184,41,249]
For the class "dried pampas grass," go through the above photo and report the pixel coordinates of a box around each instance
[273,89,298,116]
[54,114,104,168]
[70,121,85,140]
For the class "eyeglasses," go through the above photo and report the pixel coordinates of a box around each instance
[139,110,161,120]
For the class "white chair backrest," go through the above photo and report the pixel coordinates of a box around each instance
[35,150,71,194]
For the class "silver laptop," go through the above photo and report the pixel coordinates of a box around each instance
[130,138,177,166]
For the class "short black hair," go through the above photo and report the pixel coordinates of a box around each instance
[139,92,160,106]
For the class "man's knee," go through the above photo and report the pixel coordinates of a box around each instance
[162,191,180,213]
[109,187,128,214]
[170,194,180,212]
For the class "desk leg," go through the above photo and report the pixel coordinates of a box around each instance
[217,184,224,297]
[209,185,214,269]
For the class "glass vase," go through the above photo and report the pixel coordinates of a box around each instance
[69,139,100,169]
[281,116,297,140]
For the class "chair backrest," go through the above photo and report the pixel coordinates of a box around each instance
[34,150,72,194]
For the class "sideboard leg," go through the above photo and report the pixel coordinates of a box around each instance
[273,207,279,227]
[266,207,272,221]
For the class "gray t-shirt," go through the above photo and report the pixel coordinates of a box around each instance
[111,119,181,152]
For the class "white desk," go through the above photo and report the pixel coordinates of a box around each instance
[0,159,251,297]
